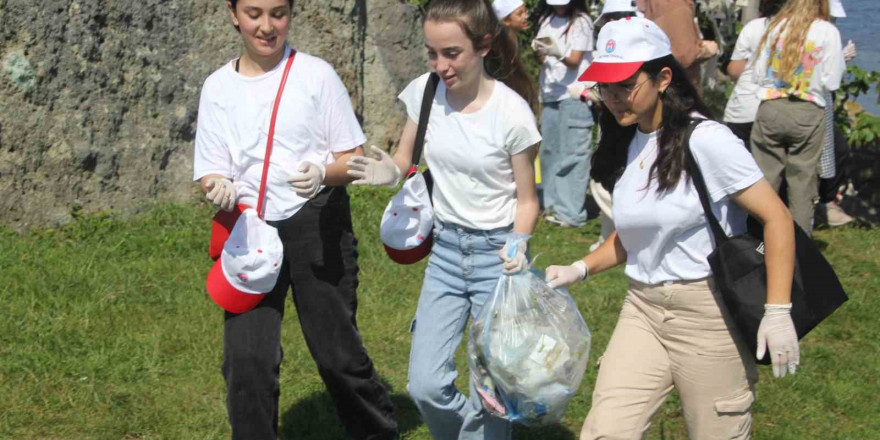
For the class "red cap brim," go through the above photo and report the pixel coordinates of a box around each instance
[578,61,644,83]
[206,260,266,314]
[383,236,433,265]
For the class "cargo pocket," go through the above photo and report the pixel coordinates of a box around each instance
[714,388,754,414]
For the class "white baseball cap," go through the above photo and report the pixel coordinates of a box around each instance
[546,0,570,5]
[206,208,284,314]
[599,0,637,16]
[830,0,846,18]
[579,16,672,83]
[493,0,524,20]
[380,172,434,265]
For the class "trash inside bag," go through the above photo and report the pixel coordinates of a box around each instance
[468,238,591,426]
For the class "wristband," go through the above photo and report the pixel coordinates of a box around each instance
[764,303,793,315]
[572,260,589,282]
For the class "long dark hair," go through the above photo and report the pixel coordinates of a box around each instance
[591,54,714,193]
[533,0,590,37]
[425,0,538,111]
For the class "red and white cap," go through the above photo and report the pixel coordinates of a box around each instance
[598,0,637,16]
[578,16,672,83]
[380,172,434,265]
[492,0,523,20]
[206,208,284,314]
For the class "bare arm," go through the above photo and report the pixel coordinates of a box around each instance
[731,179,795,304]
[391,118,419,175]
[511,146,540,235]
[727,59,747,81]
[323,146,365,186]
[581,230,627,276]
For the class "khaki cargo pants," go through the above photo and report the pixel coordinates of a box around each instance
[751,98,826,234]
[581,278,758,440]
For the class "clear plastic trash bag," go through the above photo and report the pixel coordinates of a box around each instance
[468,237,591,426]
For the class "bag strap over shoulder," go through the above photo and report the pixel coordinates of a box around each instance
[409,73,440,176]
[256,50,297,219]
[682,118,730,247]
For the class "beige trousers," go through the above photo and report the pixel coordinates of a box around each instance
[581,278,758,440]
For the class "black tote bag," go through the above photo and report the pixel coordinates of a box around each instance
[683,120,848,364]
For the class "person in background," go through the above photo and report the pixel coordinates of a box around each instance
[533,0,595,228]
[751,0,845,235]
[545,17,798,439]
[192,0,398,438]
[493,0,530,32]
[347,1,541,438]
[592,0,638,42]
[722,0,784,145]
[636,0,719,94]
[816,0,856,227]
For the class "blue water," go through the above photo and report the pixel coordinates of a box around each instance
[835,0,880,115]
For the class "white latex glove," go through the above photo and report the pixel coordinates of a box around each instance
[756,303,800,378]
[544,260,588,289]
[532,37,565,59]
[843,40,857,62]
[499,241,528,275]
[205,177,237,212]
[288,161,326,199]
[567,82,598,103]
[346,145,401,188]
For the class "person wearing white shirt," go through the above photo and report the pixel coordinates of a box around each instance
[544,17,797,439]
[192,0,398,438]
[750,0,846,234]
[532,0,595,227]
[346,1,541,439]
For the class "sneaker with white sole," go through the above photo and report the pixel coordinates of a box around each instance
[826,201,854,227]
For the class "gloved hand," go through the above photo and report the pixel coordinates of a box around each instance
[698,40,720,60]
[567,82,598,103]
[205,177,237,212]
[346,145,402,187]
[843,40,857,62]
[288,161,326,199]
[545,260,588,289]
[532,37,565,59]
[756,303,800,378]
[499,240,528,275]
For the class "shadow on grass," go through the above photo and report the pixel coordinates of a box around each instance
[280,378,421,439]
[514,423,578,439]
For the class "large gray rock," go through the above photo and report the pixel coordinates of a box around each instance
[0,0,425,229]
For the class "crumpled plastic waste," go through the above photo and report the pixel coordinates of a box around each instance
[468,236,591,426]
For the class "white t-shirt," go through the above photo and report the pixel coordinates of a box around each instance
[193,47,366,221]
[398,73,542,231]
[723,17,767,123]
[536,14,594,103]
[753,19,845,108]
[612,120,764,284]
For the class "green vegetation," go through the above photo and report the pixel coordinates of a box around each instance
[2,187,878,439]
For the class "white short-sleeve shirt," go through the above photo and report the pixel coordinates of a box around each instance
[753,19,845,108]
[536,13,594,102]
[612,120,764,284]
[723,17,767,123]
[193,47,366,221]
[398,73,542,231]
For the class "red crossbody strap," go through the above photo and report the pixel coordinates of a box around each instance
[257,49,297,220]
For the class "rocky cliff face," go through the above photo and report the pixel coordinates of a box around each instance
[0,0,426,229]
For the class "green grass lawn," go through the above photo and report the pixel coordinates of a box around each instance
[2,186,878,439]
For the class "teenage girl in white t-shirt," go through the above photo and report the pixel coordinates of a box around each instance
[346,1,541,439]
[192,1,397,438]
[544,17,798,439]
[533,0,595,227]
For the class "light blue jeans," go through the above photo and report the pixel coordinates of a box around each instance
[407,221,514,440]
[540,98,594,226]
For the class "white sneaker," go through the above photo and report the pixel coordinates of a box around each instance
[826,201,854,227]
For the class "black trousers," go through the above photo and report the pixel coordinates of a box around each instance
[222,187,398,440]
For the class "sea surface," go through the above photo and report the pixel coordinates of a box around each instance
[835,0,880,115]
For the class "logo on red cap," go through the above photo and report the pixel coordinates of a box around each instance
[606,40,616,53]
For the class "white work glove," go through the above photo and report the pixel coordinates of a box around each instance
[567,82,598,103]
[544,260,588,289]
[532,37,565,59]
[756,303,800,378]
[499,240,528,275]
[346,145,401,188]
[288,161,326,199]
[843,40,857,62]
[205,177,237,212]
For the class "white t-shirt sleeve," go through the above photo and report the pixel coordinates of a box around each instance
[316,61,367,153]
[731,18,764,61]
[569,15,593,52]
[503,95,542,155]
[820,24,845,92]
[193,82,233,181]
[398,73,431,124]
[689,121,764,202]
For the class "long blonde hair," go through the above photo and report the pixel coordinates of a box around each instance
[757,0,830,82]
